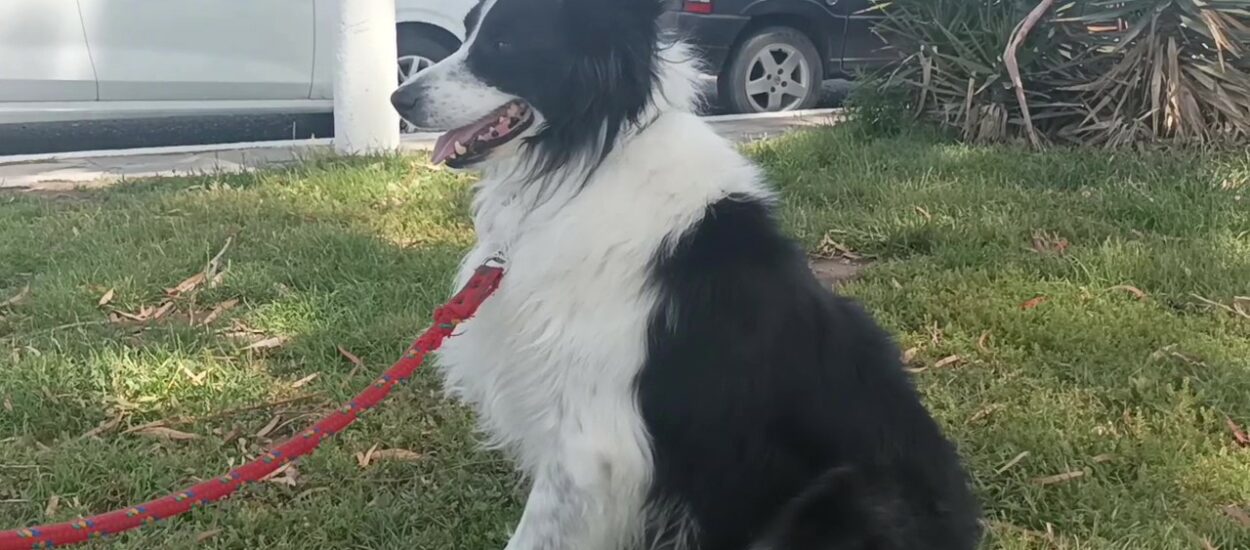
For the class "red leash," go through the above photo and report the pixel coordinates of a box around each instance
[0,260,505,549]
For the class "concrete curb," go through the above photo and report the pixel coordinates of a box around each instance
[1,110,841,190]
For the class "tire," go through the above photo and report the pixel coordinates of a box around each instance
[718,26,824,114]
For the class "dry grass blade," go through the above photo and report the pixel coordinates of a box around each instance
[1032,469,1087,485]
[291,373,320,389]
[196,529,223,543]
[2,285,30,308]
[243,336,289,352]
[369,449,423,463]
[133,426,200,441]
[80,413,125,439]
[1108,285,1148,300]
[996,451,1030,474]
[44,495,60,518]
[933,355,964,369]
[166,273,206,297]
[200,298,240,326]
[255,415,282,439]
[97,288,115,307]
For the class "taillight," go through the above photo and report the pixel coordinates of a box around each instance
[682,0,713,14]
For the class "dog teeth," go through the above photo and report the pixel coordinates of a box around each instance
[454,141,468,155]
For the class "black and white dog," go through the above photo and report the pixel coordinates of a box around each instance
[391,0,981,548]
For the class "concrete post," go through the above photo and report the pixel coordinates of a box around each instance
[334,0,400,155]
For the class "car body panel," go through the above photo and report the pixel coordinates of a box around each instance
[0,0,472,124]
[77,0,316,101]
[0,1,97,102]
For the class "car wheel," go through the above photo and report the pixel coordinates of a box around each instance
[397,28,456,133]
[719,26,824,114]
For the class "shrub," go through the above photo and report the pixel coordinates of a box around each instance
[872,0,1250,147]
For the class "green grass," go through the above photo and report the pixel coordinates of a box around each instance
[2,129,1248,548]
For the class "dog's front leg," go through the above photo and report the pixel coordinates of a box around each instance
[504,444,647,550]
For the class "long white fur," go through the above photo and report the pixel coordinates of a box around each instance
[424,10,772,549]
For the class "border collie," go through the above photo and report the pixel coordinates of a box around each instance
[390,0,981,548]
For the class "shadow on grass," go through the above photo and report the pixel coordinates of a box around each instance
[0,157,519,549]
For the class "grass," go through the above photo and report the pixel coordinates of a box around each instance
[1,128,1248,548]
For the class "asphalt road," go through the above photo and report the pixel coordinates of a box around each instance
[0,80,851,157]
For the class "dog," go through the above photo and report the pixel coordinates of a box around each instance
[390,0,982,548]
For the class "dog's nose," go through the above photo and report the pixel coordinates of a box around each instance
[390,84,419,118]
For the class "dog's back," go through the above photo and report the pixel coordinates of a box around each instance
[639,185,981,550]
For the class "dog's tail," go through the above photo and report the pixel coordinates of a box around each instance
[756,466,981,550]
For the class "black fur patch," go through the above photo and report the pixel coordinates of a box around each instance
[639,195,982,549]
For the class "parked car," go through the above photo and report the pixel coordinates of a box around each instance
[662,0,893,113]
[0,0,476,125]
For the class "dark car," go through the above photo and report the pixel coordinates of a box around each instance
[661,0,893,113]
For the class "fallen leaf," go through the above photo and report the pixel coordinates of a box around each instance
[1201,537,1219,550]
[200,298,240,326]
[150,301,176,321]
[1090,454,1116,464]
[166,273,206,297]
[133,426,199,441]
[291,373,319,389]
[356,443,381,468]
[44,495,60,518]
[97,289,115,307]
[262,463,299,487]
[1109,285,1147,301]
[255,415,282,439]
[816,234,863,260]
[995,451,1029,474]
[81,413,125,439]
[914,206,932,221]
[243,336,289,352]
[1227,417,1249,448]
[2,285,30,307]
[901,347,919,365]
[1223,505,1250,527]
[1031,469,1086,486]
[1020,295,1049,311]
[195,529,223,543]
[976,331,992,353]
[2,395,11,412]
[933,355,963,369]
[338,346,364,369]
[370,449,424,463]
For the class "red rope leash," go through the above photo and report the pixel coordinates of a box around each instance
[0,260,505,550]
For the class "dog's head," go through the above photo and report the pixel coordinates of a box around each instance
[391,0,669,177]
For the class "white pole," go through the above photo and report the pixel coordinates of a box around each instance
[334,0,400,155]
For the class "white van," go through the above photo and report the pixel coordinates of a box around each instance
[0,0,478,124]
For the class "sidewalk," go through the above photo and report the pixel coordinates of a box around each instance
[0,109,843,191]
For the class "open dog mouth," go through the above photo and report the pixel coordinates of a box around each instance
[431,101,535,167]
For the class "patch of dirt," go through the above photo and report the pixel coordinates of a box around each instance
[809,257,869,289]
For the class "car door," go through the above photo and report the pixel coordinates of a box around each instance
[832,0,893,74]
[0,1,97,102]
[76,0,315,101]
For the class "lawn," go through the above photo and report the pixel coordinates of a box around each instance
[2,128,1248,549]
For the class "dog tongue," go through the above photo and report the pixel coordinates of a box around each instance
[431,117,498,165]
